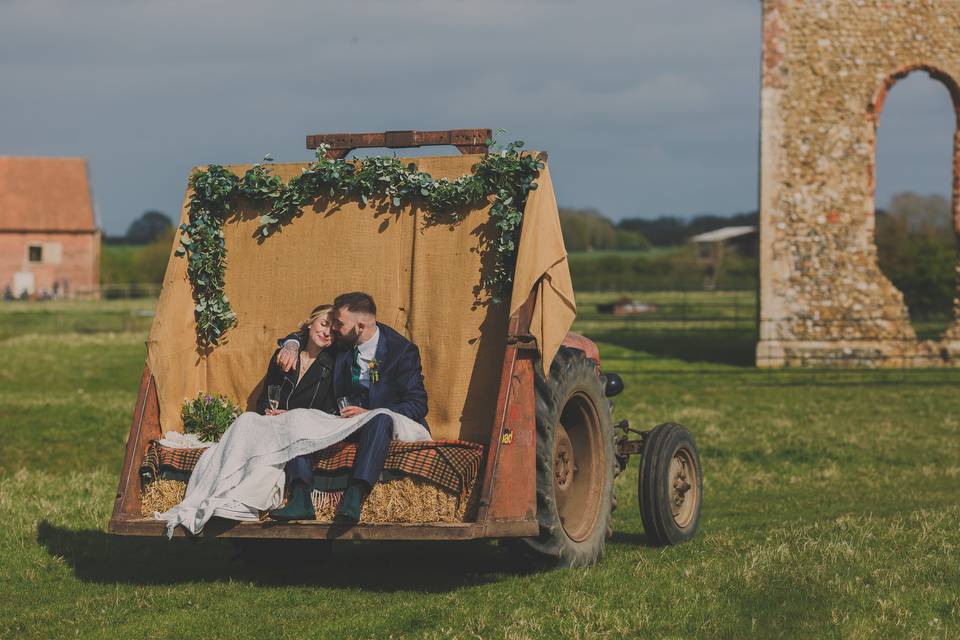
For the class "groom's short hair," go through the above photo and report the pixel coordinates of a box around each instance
[334,291,377,317]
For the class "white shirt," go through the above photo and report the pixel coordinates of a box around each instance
[354,327,380,389]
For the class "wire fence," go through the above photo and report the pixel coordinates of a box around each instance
[0,290,157,340]
[573,289,960,384]
[2,283,162,302]
[3,287,958,385]
[78,283,163,300]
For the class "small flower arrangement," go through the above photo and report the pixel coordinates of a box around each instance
[181,392,241,442]
[368,358,381,384]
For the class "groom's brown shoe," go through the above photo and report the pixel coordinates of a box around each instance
[268,482,315,521]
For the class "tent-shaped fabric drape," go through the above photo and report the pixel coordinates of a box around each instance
[146,155,574,442]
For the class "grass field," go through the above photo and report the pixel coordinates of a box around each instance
[0,300,155,341]
[2,298,960,639]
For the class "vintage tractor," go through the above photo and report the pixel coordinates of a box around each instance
[108,129,702,567]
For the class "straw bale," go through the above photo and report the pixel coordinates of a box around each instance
[140,479,186,516]
[139,477,478,523]
[312,477,477,524]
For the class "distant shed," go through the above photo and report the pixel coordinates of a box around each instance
[689,225,757,246]
[690,225,757,290]
[0,157,100,298]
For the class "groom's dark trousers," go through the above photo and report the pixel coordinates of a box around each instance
[286,414,394,486]
[283,322,429,488]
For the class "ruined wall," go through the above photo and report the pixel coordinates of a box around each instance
[758,0,960,367]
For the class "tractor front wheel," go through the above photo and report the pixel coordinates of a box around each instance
[518,347,615,568]
[638,422,702,546]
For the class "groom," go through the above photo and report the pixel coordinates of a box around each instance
[267,291,430,523]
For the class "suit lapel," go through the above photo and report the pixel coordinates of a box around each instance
[368,324,390,408]
[333,347,351,398]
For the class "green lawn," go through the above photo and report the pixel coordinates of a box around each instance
[1,301,959,638]
[567,248,677,259]
[0,300,155,341]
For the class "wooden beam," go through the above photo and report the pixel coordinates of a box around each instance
[108,517,538,541]
[306,129,491,158]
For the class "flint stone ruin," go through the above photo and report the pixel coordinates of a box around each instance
[758,0,960,367]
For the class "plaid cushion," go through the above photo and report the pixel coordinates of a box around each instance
[139,443,205,485]
[313,440,485,495]
[140,439,485,495]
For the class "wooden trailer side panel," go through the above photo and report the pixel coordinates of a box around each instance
[110,365,160,523]
[474,345,538,529]
[473,289,539,532]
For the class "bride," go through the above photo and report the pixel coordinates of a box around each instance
[154,304,429,538]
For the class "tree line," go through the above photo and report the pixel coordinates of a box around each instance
[100,211,175,286]
[104,195,955,316]
[875,192,955,318]
[559,207,758,251]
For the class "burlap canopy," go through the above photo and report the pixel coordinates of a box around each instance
[146,155,575,442]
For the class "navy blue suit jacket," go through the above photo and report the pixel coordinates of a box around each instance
[335,323,429,432]
[283,322,429,432]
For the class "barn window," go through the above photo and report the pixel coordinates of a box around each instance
[28,245,43,263]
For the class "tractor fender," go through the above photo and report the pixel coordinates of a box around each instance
[561,332,601,371]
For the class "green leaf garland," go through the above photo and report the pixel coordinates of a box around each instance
[178,139,543,348]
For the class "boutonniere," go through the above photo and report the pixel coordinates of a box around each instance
[368,358,381,384]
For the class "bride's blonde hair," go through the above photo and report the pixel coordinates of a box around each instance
[299,304,333,336]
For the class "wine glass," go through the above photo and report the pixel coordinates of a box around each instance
[267,385,281,412]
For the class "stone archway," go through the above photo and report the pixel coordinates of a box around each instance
[869,65,960,342]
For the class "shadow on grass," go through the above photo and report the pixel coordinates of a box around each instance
[608,530,652,546]
[36,521,539,590]
[725,574,834,637]
[590,329,757,367]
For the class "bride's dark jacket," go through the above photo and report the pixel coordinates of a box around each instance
[255,340,337,415]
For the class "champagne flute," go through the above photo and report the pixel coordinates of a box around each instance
[268,385,281,412]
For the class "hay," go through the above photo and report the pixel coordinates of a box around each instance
[140,479,186,516]
[140,476,479,523]
[312,477,477,524]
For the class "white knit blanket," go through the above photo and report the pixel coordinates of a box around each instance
[153,408,430,538]
[158,431,207,449]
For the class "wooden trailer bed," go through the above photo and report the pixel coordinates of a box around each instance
[109,135,577,543]
[109,307,543,540]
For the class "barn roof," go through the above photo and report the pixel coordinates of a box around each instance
[0,157,97,232]
[690,225,756,243]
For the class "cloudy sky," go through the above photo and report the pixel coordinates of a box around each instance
[1,0,954,234]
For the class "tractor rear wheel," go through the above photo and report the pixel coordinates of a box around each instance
[638,422,702,546]
[518,346,615,568]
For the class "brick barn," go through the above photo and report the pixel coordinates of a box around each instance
[0,157,100,299]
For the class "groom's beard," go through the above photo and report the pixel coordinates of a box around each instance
[336,326,361,347]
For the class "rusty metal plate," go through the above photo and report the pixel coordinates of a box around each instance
[306,129,492,157]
